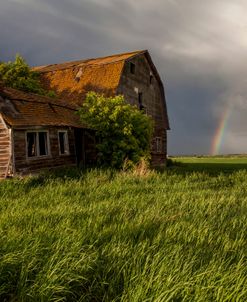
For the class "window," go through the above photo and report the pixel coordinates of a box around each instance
[150,74,153,85]
[26,131,49,158]
[58,131,69,155]
[155,137,162,153]
[130,62,136,74]
[27,132,36,157]
[138,92,145,111]
[39,132,48,156]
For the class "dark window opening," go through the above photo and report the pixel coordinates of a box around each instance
[58,131,69,155]
[27,133,36,157]
[39,132,48,156]
[26,131,49,157]
[130,62,135,74]
[150,74,153,85]
[59,132,65,154]
[138,92,145,111]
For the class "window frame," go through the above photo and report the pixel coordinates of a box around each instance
[138,92,146,112]
[155,137,162,153]
[58,130,70,156]
[26,130,50,159]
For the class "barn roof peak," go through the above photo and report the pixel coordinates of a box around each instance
[32,50,147,73]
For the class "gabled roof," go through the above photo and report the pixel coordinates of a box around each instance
[33,50,146,105]
[33,50,170,129]
[0,86,84,128]
[33,50,145,73]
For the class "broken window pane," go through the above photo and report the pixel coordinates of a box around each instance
[27,132,36,157]
[26,131,49,157]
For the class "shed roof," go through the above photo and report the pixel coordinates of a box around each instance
[33,50,146,105]
[0,86,83,128]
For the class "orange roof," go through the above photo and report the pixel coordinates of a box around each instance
[0,86,84,128]
[33,50,146,105]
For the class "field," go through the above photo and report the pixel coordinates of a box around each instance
[0,157,247,301]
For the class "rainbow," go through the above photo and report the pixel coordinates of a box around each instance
[211,106,232,155]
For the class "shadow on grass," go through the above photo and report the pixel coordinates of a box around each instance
[21,167,85,192]
[9,159,247,193]
[23,166,117,191]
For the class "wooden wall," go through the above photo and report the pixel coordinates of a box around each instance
[13,126,77,174]
[0,115,11,179]
[117,54,168,165]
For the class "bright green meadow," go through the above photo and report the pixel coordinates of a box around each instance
[0,157,247,301]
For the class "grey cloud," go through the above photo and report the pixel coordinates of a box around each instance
[1,0,247,154]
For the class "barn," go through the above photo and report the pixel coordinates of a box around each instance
[0,50,169,179]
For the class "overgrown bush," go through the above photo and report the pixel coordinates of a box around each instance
[78,92,154,168]
[0,54,55,97]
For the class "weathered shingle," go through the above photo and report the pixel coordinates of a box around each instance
[33,50,146,105]
[0,87,84,128]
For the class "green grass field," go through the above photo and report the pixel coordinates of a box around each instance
[170,156,247,172]
[0,157,247,301]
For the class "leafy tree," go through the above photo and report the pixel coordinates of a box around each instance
[78,92,154,168]
[0,54,55,97]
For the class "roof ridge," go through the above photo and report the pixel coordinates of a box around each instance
[82,49,146,62]
[32,50,147,72]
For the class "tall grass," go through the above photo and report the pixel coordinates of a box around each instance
[0,166,247,301]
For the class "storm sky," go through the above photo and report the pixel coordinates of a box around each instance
[1,0,247,155]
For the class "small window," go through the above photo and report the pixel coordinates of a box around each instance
[39,132,48,156]
[27,132,37,157]
[156,137,162,153]
[58,131,69,155]
[138,92,145,111]
[26,131,49,158]
[138,92,143,104]
[150,74,153,85]
[130,62,136,74]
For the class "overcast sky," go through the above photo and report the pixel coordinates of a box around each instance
[1,0,247,155]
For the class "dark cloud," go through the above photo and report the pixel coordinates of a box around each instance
[1,0,247,155]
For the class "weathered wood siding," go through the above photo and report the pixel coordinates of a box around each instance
[0,114,11,179]
[13,127,77,174]
[74,128,97,167]
[117,54,168,165]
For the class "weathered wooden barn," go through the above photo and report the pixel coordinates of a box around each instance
[0,86,96,178]
[34,50,170,163]
[0,50,169,178]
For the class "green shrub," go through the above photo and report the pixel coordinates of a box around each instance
[0,54,55,97]
[78,92,154,168]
